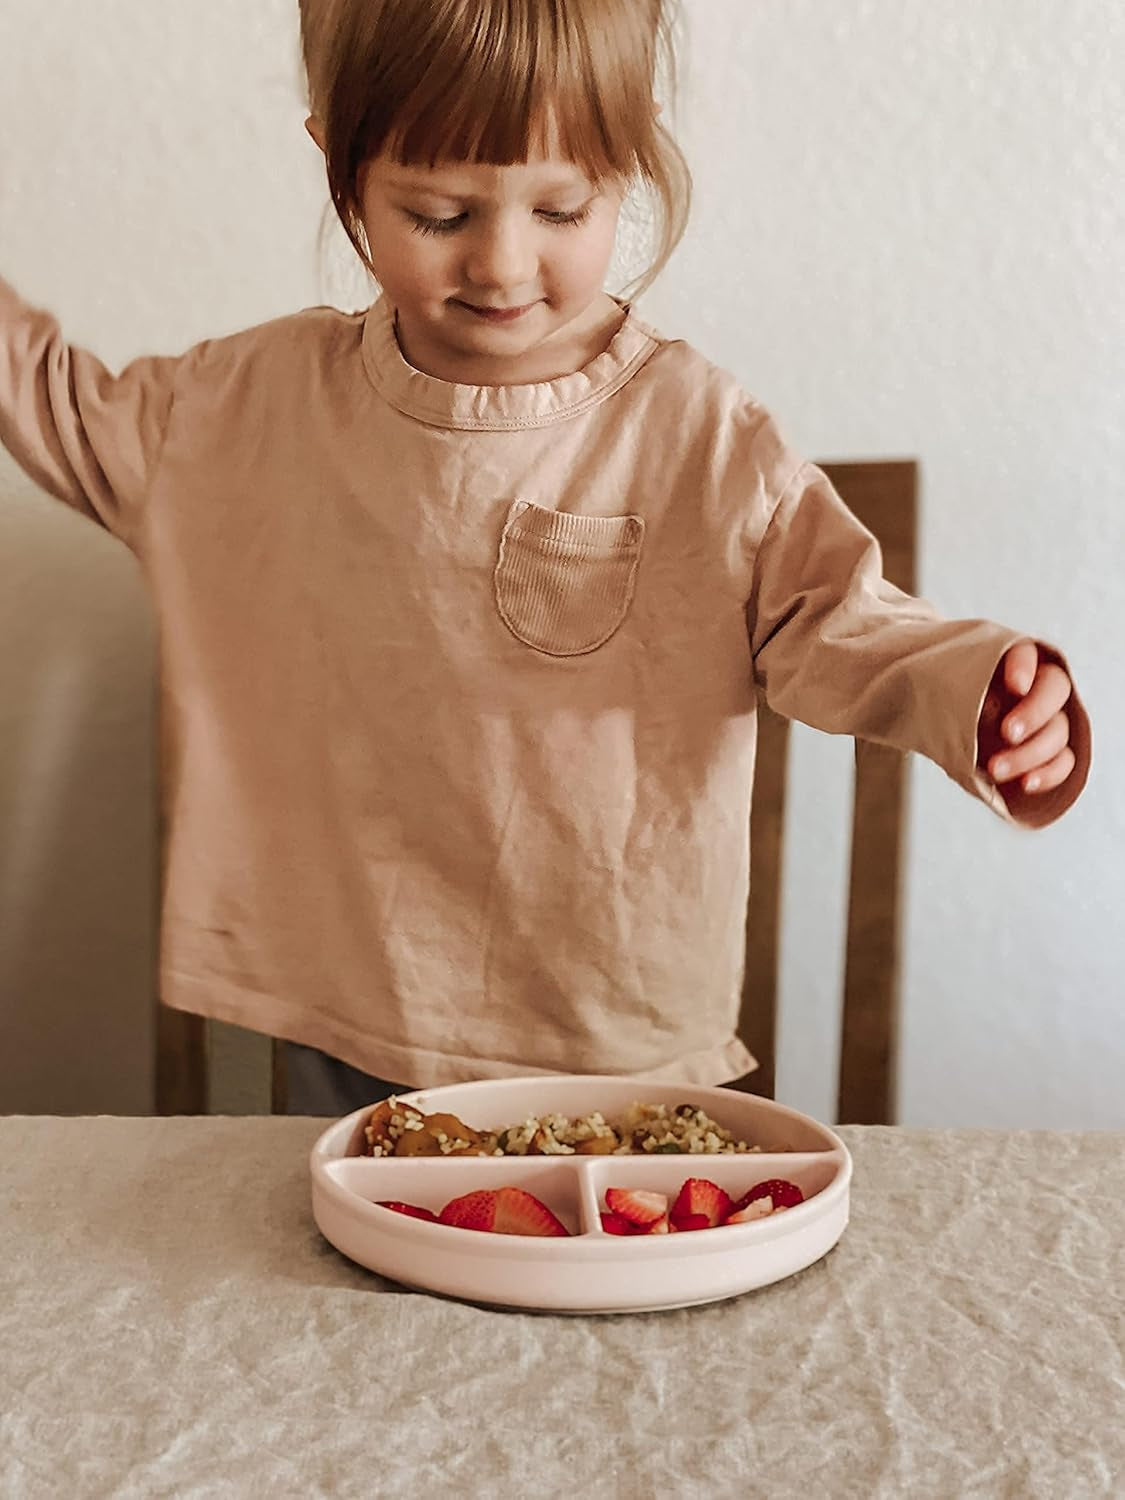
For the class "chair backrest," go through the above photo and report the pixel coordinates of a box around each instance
[734,460,917,1125]
[157,459,917,1120]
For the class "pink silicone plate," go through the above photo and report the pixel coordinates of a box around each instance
[310,1075,851,1313]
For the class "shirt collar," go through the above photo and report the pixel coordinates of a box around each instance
[360,295,662,430]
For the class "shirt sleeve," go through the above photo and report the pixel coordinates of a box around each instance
[0,274,182,551]
[746,459,1091,828]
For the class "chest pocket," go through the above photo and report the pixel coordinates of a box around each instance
[493,500,645,657]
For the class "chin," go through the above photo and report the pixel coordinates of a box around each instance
[460,323,551,352]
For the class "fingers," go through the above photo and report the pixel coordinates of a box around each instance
[1003,640,1039,698]
[988,710,1072,789]
[1022,747,1077,794]
[1000,661,1072,747]
[981,646,1078,800]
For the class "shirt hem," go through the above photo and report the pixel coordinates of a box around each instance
[161,972,759,1090]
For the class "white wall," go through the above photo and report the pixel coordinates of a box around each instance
[0,0,1120,1123]
[647,0,1124,1128]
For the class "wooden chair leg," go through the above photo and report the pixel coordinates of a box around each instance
[155,1006,208,1114]
[837,740,908,1124]
[270,1038,288,1115]
[733,702,791,1097]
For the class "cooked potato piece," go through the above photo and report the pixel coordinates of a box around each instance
[423,1112,484,1149]
[364,1099,397,1154]
[392,1126,444,1156]
[574,1133,619,1154]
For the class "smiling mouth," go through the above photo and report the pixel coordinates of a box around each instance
[455,301,540,323]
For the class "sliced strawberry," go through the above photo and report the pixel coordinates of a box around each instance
[724,1196,774,1224]
[375,1200,438,1222]
[670,1178,732,1231]
[604,1187,669,1228]
[731,1179,805,1213]
[672,1211,712,1232]
[438,1186,570,1237]
[600,1210,642,1235]
[600,1207,668,1236]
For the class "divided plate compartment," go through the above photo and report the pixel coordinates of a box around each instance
[310,1076,852,1313]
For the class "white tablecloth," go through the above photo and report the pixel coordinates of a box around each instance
[1,1117,1122,1498]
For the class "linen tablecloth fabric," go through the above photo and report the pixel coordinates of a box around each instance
[1,1118,1122,1499]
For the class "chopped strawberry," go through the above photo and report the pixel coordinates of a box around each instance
[724,1196,774,1224]
[672,1211,712,1232]
[438,1186,570,1237]
[605,1187,668,1228]
[600,1210,643,1235]
[670,1178,732,1231]
[601,1208,668,1236]
[731,1179,805,1214]
[375,1200,438,1222]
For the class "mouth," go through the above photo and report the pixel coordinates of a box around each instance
[454,300,540,324]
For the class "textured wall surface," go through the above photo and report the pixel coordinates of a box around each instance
[0,0,1120,1122]
[646,0,1123,1128]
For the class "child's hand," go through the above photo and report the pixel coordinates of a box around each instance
[977,641,1075,802]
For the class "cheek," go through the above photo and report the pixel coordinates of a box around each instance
[361,208,449,298]
[553,220,620,293]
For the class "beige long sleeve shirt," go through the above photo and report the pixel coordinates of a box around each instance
[0,280,1091,1086]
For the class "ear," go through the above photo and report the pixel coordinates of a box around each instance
[304,115,327,154]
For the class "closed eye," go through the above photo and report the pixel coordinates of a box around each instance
[406,204,595,237]
[408,212,468,237]
[536,205,594,227]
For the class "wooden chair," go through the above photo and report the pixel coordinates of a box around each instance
[732,460,917,1125]
[156,1009,287,1115]
[157,459,916,1120]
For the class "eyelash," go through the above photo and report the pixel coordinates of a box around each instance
[407,205,594,238]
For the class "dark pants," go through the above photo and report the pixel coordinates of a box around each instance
[283,1041,407,1116]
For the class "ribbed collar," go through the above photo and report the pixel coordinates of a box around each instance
[360,295,662,431]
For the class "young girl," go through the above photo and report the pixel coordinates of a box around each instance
[0,0,1089,1116]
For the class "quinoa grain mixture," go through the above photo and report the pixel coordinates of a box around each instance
[362,1098,759,1158]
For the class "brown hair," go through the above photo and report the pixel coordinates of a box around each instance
[298,0,692,299]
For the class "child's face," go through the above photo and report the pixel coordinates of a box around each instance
[356,148,625,385]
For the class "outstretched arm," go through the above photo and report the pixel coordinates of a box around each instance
[748,461,1090,828]
[0,275,182,550]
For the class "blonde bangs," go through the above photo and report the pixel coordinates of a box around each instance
[300,0,692,297]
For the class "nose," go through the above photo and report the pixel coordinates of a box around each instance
[463,212,538,295]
